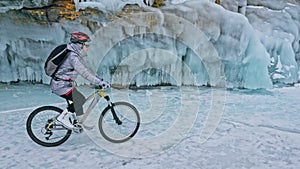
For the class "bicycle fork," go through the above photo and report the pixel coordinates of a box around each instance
[109,104,122,125]
[100,90,122,126]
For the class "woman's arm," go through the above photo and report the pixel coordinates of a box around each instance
[71,55,109,87]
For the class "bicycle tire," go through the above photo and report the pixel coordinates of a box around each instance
[98,102,140,143]
[26,106,72,147]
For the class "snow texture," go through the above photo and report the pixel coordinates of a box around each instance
[0,83,300,168]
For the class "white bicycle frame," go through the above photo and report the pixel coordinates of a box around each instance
[79,89,112,124]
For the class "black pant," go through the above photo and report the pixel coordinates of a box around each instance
[60,88,85,116]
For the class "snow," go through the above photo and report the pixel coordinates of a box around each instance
[1,83,300,168]
[0,1,300,168]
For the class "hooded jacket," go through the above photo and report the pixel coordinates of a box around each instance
[50,43,103,96]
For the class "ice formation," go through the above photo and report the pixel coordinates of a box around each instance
[215,0,300,84]
[0,0,299,88]
[246,3,300,84]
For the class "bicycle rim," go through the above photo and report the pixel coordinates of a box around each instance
[98,102,140,143]
[26,106,72,147]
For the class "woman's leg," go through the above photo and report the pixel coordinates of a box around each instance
[61,88,86,116]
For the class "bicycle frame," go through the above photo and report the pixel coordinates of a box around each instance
[79,88,122,125]
[78,88,110,123]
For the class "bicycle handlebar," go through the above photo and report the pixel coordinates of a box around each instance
[94,84,127,103]
[96,87,110,102]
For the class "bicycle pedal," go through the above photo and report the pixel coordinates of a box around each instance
[73,119,79,125]
[73,124,83,133]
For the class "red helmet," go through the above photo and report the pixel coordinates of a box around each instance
[70,31,91,44]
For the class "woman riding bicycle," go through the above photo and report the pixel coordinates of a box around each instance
[51,31,109,132]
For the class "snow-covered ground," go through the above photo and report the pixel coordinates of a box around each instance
[1,83,300,168]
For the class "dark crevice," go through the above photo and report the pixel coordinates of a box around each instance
[21,4,56,10]
[5,44,12,65]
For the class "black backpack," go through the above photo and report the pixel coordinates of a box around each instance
[44,44,70,78]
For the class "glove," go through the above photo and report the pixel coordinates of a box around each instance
[99,80,110,88]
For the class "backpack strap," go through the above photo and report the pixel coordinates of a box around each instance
[52,76,74,82]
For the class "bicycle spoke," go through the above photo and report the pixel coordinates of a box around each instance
[99,102,140,143]
[26,106,72,147]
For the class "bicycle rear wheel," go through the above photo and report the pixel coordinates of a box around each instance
[98,102,140,143]
[26,106,72,147]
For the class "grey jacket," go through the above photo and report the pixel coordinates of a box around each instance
[50,43,103,96]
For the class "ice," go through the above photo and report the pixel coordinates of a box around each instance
[246,4,300,84]
[93,34,210,87]
[208,0,300,83]
[0,0,55,13]
[74,0,147,12]
[214,0,247,15]
[247,0,295,10]
[0,18,91,84]
[85,0,274,89]
[169,0,189,5]
[0,0,299,88]
[1,1,300,168]
[1,83,300,168]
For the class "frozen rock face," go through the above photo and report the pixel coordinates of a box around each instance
[23,0,54,8]
[0,0,54,13]
[216,0,300,84]
[246,2,300,84]
[247,0,299,10]
[0,10,93,83]
[0,0,298,88]
[0,0,23,13]
[214,0,248,15]
[89,1,272,88]
[165,0,273,88]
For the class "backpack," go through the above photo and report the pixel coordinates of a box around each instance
[44,44,70,78]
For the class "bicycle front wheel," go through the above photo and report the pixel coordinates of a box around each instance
[98,102,140,143]
[26,106,72,147]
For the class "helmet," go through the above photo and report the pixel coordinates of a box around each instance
[70,31,91,44]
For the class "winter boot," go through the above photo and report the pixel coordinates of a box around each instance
[57,109,76,129]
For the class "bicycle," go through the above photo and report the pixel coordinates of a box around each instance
[26,87,140,147]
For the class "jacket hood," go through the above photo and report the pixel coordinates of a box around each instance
[67,43,87,58]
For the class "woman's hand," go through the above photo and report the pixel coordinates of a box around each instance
[99,80,110,88]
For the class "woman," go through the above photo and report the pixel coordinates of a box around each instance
[51,31,109,132]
